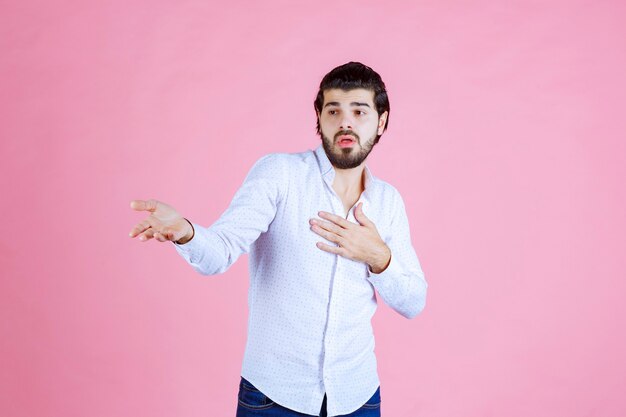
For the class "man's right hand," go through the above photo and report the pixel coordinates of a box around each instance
[128,199,194,244]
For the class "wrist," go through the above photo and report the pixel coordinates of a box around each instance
[175,218,195,245]
[369,245,391,274]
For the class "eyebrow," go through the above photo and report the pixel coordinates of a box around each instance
[323,101,371,109]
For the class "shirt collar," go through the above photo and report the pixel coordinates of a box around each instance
[314,144,375,191]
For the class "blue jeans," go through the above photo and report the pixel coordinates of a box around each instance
[236,376,381,417]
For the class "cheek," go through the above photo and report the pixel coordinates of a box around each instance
[320,120,337,134]
[322,116,336,125]
[366,120,380,133]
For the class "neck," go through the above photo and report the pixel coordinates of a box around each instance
[332,164,365,196]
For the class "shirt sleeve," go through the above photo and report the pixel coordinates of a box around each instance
[366,189,428,319]
[171,153,285,275]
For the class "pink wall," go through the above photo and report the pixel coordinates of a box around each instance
[2,1,625,416]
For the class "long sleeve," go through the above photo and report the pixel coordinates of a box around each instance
[366,190,428,319]
[171,153,286,275]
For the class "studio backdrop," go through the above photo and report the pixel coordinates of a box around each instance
[1,1,625,416]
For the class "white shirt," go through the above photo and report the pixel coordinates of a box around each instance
[172,144,428,416]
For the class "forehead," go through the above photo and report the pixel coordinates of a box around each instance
[322,88,375,106]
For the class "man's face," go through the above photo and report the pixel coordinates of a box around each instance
[317,88,388,170]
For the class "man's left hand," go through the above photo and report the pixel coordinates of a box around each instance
[310,202,391,273]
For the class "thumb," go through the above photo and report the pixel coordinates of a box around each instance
[354,202,371,226]
[130,199,158,212]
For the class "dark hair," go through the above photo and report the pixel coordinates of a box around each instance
[314,62,390,144]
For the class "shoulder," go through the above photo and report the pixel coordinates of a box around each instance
[245,152,301,197]
[252,149,318,179]
[369,178,411,227]
[251,150,308,169]
[369,175,403,205]
[247,152,291,175]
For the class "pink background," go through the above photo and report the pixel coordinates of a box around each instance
[2,1,625,416]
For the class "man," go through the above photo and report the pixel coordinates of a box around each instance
[128,62,428,417]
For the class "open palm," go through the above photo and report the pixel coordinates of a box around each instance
[128,199,193,243]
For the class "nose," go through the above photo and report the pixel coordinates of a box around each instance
[340,114,353,130]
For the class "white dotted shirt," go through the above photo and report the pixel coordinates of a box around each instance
[172,144,428,416]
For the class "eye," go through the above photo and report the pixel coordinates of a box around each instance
[355,110,365,116]
[328,110,338,115]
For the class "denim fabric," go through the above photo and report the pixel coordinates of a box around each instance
[236,376,381,417]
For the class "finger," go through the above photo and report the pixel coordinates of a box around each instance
[163,227,182,241]
[155,225,181,242]
[318,211,353,229]
[129,199,159,212]
[129,219,154,238]
[153,231,166,242]
[310,224,340,244]
[310,218,345,236]
[137,228,155,242]
[316,242,344,256]
[154,227,176,242]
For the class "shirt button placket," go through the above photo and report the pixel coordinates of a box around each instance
[322,195,342,392]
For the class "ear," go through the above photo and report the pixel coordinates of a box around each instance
[377,111,388,135]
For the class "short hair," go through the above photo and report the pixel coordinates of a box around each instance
[314,62,390,144]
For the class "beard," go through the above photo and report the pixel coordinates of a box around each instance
[321,130,378,170]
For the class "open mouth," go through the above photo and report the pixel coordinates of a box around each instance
[337,135,356,147]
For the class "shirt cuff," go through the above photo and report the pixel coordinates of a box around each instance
[366,251,401,287]
[170,221,217,265]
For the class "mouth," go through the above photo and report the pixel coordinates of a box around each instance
[337,135,356,148]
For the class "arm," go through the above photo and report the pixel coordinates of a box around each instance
[366,190,428,319]
[172,153,285,275]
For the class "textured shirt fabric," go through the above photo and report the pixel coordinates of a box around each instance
[172,144,428,417]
